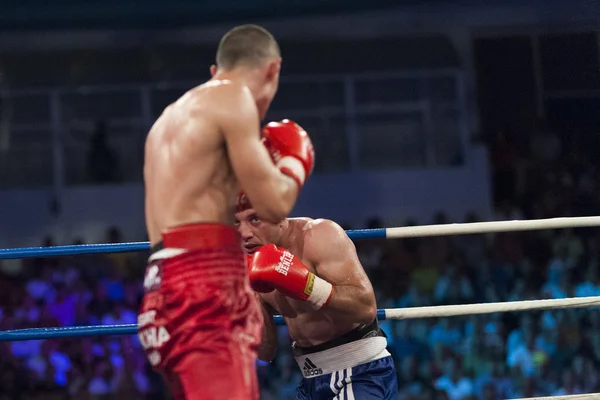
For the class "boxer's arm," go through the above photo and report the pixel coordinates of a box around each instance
[218,85,298,223]
[305,220,377,324]
[256,294,279,362]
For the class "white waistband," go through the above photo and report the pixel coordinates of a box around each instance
[294,336,390,378]
[148,248,186,263]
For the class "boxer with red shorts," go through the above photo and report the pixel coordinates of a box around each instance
[139,23,315,400]
[138,224,260,399]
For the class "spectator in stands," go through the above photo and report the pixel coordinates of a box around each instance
[575,265,600,297]
[14,294,40,326]
[26,265,55,302]
[535,322,557,360]
[88,359,118,399]
[434,254,474,305]
[434,358,474,400]
[26,340,71,390]
[48,284,77,326]
[429,318,463,351]
[506,315,534,357]
[577,356,599,393]
[101,302,136,326]
[392,320,428,359]
[397,356,423,398]
[553,370,582,396]
[412,238,444,296]
[88,283,113,321]
[130,350,151,396]
[488,362,514,399]
[87,121,122,184]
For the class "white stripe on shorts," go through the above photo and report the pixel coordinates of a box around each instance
[335,369,345,400]
[329,371,340,396]
[333,368,354,400]
[148,248,186,262]
[346,367,355,400]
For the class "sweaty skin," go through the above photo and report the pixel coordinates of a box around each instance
[144,79,297,246]
[235,211,377,360]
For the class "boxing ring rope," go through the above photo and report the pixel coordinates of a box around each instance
[2,216,600,260]
[1,295,600,342]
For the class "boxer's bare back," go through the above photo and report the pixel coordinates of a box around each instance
[145,80,296,246]
[144,23,305,247]
[145,81,239,244]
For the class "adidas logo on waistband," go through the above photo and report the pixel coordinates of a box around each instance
[302,358,323,377]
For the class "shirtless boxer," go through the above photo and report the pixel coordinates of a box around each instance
[235,194,398,399]
[139,24,315,400]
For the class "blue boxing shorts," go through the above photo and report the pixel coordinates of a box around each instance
[293,320,398,400]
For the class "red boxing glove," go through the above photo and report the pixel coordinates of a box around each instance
[249,244,333,309]
[246,253,274,293]
[262,120,315,189]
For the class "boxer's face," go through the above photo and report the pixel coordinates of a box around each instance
[234,208,283,255]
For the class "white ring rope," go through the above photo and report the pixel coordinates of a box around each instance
[385,216,600,238]
[510,394,600,400]
[385,296,600,319]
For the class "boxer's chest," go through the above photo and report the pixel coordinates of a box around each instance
[268,289,315,317]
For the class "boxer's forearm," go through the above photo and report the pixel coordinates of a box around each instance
[325,285,377,325]
[257,296,278,362]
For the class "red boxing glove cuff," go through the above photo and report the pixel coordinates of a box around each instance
[276,156,307,188]
[305,273,334,309]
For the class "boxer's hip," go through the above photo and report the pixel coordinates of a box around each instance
[145,222,246,287]
[296,356,398,400]
[292,319,391,379]
[138,223,262,370]
[294,320,397,400]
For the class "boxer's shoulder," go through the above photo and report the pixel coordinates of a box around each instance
[198,80,258,126]
[198,79,252,100]
[302,218,345,239]
[301,218,351,261]
[178,79,252,112]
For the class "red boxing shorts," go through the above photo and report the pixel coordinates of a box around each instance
[138,223,263,400]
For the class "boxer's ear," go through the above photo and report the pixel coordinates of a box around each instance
[265,58,281,82]
[210,65,217,77]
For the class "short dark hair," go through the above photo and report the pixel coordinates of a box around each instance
[216,24,280,70]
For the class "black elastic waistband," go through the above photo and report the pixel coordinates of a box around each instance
[151,241,164,254]
[291,319,386,356]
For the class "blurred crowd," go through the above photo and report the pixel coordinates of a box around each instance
[0,229,161,400]
[1,119,600,400]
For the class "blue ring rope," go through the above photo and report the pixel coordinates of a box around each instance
[0,228,387,260]
[0,310,388,342]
